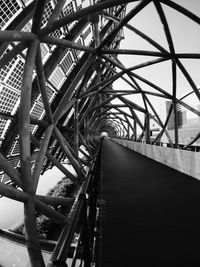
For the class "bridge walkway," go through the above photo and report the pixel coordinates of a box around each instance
[100,139,200,267]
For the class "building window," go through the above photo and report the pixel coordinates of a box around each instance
[74,37,84,58]
[62,1,77,30]
[41,0,54,28]
[22,19,32,32]
[82,24,93,46]
[40,43,51,63]
[82,26,91,40]
[41,1,66,45]
[46,83,57,103]
[48,66,66,90]
[50,28,64,39]
[0,173,11,183]
[0,119,11,139]
[30,101,45,120]
[0,0,21,29]
[60,51,75,75]
[0,86,20,115]
[6,59,25,91]
[9,139,20,156]
[0,58,16,82]
[0,56,25,92]
[37,84,57,105]
[29,124,38,134]
[62,1,74,16]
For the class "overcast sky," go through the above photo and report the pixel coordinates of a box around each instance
[113,0,200,122]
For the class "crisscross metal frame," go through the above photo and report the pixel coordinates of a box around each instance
[0,1,200,266]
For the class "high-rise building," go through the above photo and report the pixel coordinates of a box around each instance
[165,97,200,145]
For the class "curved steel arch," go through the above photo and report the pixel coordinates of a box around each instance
[0,0,200,266]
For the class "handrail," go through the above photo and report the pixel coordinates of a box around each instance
[112,138,200,180]
[113,137,200,152]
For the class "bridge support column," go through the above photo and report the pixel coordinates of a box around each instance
[74,100,79,157]
[145,113,150,143]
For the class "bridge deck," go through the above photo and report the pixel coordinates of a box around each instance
[100,139,200,267]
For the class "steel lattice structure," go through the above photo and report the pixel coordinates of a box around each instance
[0,0,200,266]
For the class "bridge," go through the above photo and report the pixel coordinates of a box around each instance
[0,0,200,266]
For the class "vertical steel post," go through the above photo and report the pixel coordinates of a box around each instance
[19,40,45,267]
[74,100,79,157]
[173,100,179,147]
[134,120,137,141]
[145,113,150,143]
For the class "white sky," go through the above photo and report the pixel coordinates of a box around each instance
[112,0,200,126]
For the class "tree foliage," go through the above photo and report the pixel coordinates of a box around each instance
[11,177,77,240]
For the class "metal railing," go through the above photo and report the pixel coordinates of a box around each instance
[47,141,102,267]
[114,136,200,152]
